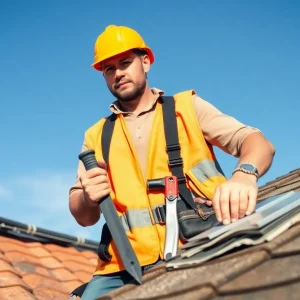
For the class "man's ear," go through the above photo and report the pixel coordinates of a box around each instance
[142,55,151,73]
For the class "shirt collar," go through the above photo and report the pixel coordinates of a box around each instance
[109,88,164,115]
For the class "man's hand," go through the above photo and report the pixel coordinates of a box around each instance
[212,171,258,225]
[79,160,110,208]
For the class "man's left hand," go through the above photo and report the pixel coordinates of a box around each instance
[212,171,258,225]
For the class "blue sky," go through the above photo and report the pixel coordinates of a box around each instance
[1,1,299,241]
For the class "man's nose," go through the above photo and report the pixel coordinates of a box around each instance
[115,68,125,79]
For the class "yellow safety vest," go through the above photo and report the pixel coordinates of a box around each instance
[85,90,226,275]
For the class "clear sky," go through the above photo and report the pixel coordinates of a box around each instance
[1,1,299,240]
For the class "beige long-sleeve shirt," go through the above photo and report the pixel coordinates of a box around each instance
[69,88,260,195]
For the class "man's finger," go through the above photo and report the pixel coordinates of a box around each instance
[239,189,249,218]
[219,187,230,225]
[98,159,108,170]
[246,188,258,216]
[212,187,222,222]
[229,189,239,222]
[194,197,207,204]
[86,175,108,186]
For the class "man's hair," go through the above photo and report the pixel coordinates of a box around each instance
[102,49,149,70]
[132,48,149,57]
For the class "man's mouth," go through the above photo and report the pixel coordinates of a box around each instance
[116,81,130,89]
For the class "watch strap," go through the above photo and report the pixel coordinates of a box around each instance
[232,163,259,178]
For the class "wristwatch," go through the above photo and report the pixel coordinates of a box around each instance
[232,163,259,179]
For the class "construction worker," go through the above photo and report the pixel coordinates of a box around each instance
[69,25,275,299]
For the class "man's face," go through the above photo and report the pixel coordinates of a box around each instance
[102,50,150,102]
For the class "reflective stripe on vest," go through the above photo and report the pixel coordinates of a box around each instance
[120,205,166,232]
[190,158,225,183]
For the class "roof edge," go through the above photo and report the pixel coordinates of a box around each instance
[0,216,98,252]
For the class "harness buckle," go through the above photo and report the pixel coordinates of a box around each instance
[166,143,181,151]
[168,157,183,167]
[152,205,166,225]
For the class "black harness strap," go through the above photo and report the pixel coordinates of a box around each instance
[97,113,116,261]
[161,96,198,212]
[102,113,116,164]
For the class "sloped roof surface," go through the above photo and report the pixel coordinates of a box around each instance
[0,168,300,300]
[257,168,300,201]
[0,236,97,299]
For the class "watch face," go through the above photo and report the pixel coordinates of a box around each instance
[241,164,256,172]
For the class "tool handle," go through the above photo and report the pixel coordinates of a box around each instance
[78,150,107,206]
[147,178,165,190]
[78,150,99,170]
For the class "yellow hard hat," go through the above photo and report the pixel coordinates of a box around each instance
[92,25,154,71]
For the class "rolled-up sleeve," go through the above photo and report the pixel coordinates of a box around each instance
[192,94,261,157]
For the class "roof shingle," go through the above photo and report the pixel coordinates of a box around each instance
[0,234,96,299]
[0,286,36,300]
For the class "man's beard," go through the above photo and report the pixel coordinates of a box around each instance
[109,79,146,103]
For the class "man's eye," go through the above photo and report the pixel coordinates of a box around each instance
[122,61,130,65]
[105,67,113,73]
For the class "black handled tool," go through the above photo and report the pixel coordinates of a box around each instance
[79,150,142,284]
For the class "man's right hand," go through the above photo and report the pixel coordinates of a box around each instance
[79,160,110,207]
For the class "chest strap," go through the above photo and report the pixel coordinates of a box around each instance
[161,96,198,212]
